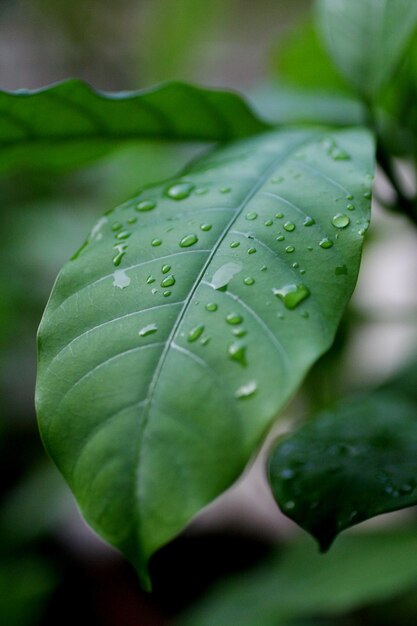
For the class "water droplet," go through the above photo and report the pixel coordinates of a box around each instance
[187,324,204,342]
[285,245,295,253]
[151,288,158,294]
[299,268,306,274]
[166,181,195,200]
[303,216,315,227]
[151,238,162,247]
[127,216,138,224]
[161,275,175,288]
[139,323,158,337]
[363,190,371,199]
[335,264,347,276]
[112,269,130,289]
[201,336,211,346]
[230,241,240,248]
[235,380,257,399]
[136,200,156,212]
[243,277,255,285]
[180,233,198,247]
[116,230,131,240]
[112,222,122,231]
[163,290,171,297]
[346,203,355,211]
[260,265,267,271]
[246,212,257,221]
[233,327,247,337]
[211,262,242,291]
[275,212,284,219]
[276,235,285,242]
[220,186,231,193]
[273,283,310,309]
[147,276,156,285]
[228,341,247,366]
[226,312,243,325]
[248,247,256,254]
[200,224,212,232]
[319,238,333,249]
[284,222,295,232]
[346,194,353,200]
[112,244,128,267]
[292,262,299,269]
[332,213,350,229]
[264,219,273,226]
[161,264,171,274]
[206,302,218,312]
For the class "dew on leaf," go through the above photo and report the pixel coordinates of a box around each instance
[201,336,211,346]
[346,203,355,211]
[264,219,273,226]
[226,312,243,325]
[180,233,198,247]
[292,262,299,269]
[127,216,138,224]
[147,275,156,284]
[228,341,247,366]
[161,264,171,274]
[285,245,295,253]
[112,269,130,289]
[200,223,212,232]
[273,283,310,309]
[163,290,171,297]
[271,176,283,183]
[235,380,257,399]
[136,200,156,212]
[243,277,255,285]
[346,194,353,200]
[276,235,285,242]
[233,327,247,337]
[151,238,162,247]
[275,212,284,219]
[332,213,350,229]
[195,187,209,195]
[303,216,315,227]
[220,186,231,193]
[139,323,158,337]
[166,181,195,200]
[211,261,242,291]
[112,222,122,231]
[161,275,175,288]
[206,302,218,312]
[246,212,257,221]
[230,241,240,249]
[319,238,333,249]
[116,230,131,240]
[364,191,372,199]
[284,222,295,232]
[260,265,267,271]
[248,247,256,254]
[187,324,205,342]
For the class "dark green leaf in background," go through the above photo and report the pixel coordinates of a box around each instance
[317,0,417,99]
[269,362,417,550]
[36,126,374,587]
[0,79,269,173]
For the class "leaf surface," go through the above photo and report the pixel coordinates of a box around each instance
[0,79,269,173]
[317,0,417,98]
[36,127,374,586]
[269,363,417,550]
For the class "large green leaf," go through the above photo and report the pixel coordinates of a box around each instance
[0,79,269,173]
[177,531,417,626]
[36,127,374,587]
[268,362,417,550]
[317,0,417,99]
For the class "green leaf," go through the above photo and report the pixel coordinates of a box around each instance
[317,0,417,99]
[268,362,417,551]
[0,79,269,173]
[36,127,374,587]
[177,531,417,626]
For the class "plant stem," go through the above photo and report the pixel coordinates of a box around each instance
[376,144,417,227]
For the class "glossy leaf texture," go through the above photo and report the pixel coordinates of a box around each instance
[317,0,417,99]
[0,79,269,173]
[36,127,374,587]
[177,532,417,626]
[268,362,417,551]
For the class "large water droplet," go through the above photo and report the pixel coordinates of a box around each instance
[332,213,350,229]
[235,380,257,399]
[180,233,198,247]
[273,283,310,309]
[226,312,243,325]
[112,269,130,289]
[139,323,158,337]
[166,181,195,200]
[228,341,247,366]
[161,275,175,288]
[136,200,156,212]
[187,324,205,342]
[211,262,242,291]
[284,222,295,232]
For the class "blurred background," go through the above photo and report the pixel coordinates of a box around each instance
[1,0,417,624]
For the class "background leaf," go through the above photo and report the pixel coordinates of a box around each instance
[268,362,417,550]
[177,531,417,626]
[317,0,417,99]
[0,79,269,173]
[36,127,374,587]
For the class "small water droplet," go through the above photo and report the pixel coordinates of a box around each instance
[260,265,267,271]
[284,222,295,232]
[332,213,350,229]
[285,245,295,253]
[112,269,130,289]
[276,235,285,242]
[346,203,355,211]
[228,341,247,366]
[127,216,138,224]
[233,327,247,337]
[275,212,284,219]
[264,219,273,227]
[211,262,242,291]
[246,212,257,221]
[220,186,231,193]
[346,194,353,200]
[166,181,195,200]
[230,241,240,248]
[136,200,156,212]
[299,268,306,274]
[161,264,171,274]
[200,336,211,346]
[235,380,257,399]
[273,283,310,309]
[292,262,299,269]
[151,288,158,294]
[206,302,218,312]
[188,324,205,342]
[161,275,175,288]
[163,290,171,297]
[243,277,255,286]
[180,233,198,247]
[112,222,122,231]
[335,264,347,276]
[226,312,243,325]
[319,238,333,249]
[139,323,158,337]
[151,238,162,247]
[303,216,315,227]
[112,244,128,266]
[200,223,212,232]
[363,190,372,199]
[248,247,256,254]
[116,230,131,240]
